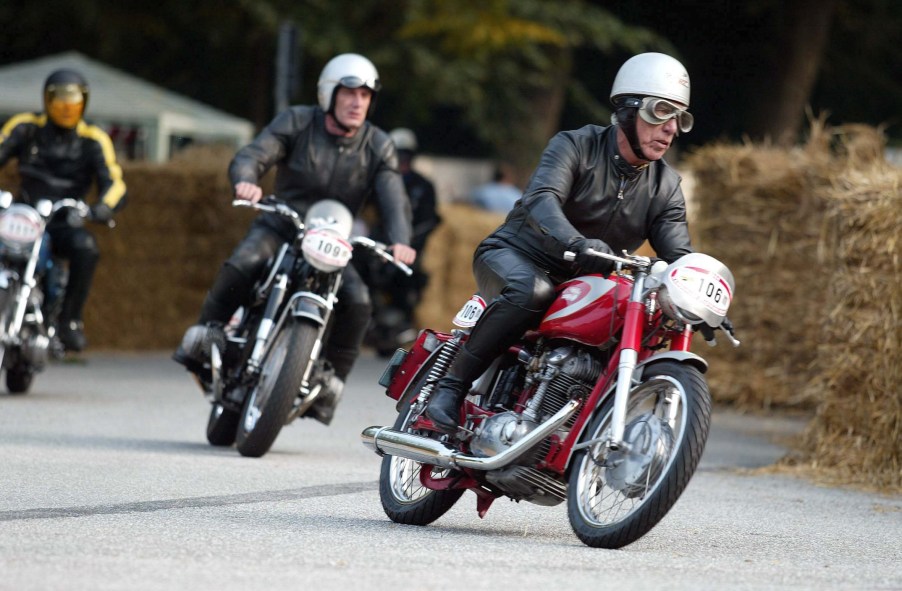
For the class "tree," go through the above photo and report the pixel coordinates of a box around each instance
[391,0,670,181]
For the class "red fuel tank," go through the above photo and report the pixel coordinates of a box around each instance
[537,275,632,347]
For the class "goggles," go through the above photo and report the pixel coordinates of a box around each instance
[338,75,381,92]
[46,83,87,105]
[623,96,694,133]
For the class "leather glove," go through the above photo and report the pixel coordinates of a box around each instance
[569,238,615,275]
[697,315,736,346]
[90,203,114,224]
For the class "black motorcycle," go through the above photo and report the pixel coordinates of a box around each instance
[184,197,411,457]
[0,192,105,393]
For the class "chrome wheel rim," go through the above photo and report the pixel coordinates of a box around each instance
[575,376,687,527]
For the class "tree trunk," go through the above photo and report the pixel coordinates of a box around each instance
[496,47,571,186]
[752,0,837,145]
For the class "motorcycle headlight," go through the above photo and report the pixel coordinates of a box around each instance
[658,253,735,327]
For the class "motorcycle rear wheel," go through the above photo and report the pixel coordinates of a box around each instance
[567,360,711,548]
[379,349,464,525]
[206,403,240,446]
[235,320,318,458]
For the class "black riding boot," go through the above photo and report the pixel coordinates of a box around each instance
[173,264,252,370]
[425,299,542,433]
[425,346,486,433]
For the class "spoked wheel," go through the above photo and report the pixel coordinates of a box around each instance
[379,349,465,525]
[235,321,318,458]
[567,361,712,548]
[206,403,240,446]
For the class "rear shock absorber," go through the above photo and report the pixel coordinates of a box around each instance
[414,330,464,406]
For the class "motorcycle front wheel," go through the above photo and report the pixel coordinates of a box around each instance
[379,348,465,525]
[6,366,34,395]
[206,403,240,446]
[567,360,712,548]
[235,320,318,458]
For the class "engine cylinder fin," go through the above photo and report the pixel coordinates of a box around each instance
[485,465,567,506]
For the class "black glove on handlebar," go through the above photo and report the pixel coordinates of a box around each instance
[90,203,114,224]
[569,238,615,275]
[721,316,736,337]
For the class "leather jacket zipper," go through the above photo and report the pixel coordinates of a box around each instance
[617,176,627,200]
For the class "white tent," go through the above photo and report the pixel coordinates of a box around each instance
[0,51,255,163]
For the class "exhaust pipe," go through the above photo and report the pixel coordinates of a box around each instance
[361,399,580,471]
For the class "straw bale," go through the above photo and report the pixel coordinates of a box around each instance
[792,162,902,491]
[688,123,901,491]
[685,137,835,409]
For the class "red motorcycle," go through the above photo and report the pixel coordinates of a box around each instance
[362,249,739,548]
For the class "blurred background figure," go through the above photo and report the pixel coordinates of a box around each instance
[0,68,126,353]
[359,127,441,356]
[469,165,521,213]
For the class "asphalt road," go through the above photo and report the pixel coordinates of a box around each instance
[0,352,899,591]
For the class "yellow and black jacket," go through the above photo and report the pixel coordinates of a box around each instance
[0,112,126,210]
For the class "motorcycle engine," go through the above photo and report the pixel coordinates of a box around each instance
[474,345,601,505]
[471,345,599,458]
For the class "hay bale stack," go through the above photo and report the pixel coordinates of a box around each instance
[415,203,505,331]
[685,131,834,408]
[85,148,257,349]
[795,157,902,491]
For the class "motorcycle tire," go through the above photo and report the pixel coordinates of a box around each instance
[206,403,240,447]
[235,320,318,458]
[567,360,712,549]
[379,348,465,525]
[6,367,34,395]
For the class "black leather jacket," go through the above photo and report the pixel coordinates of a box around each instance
[0,113,127,209]
[479,124,692,277]
[229,106,411,246]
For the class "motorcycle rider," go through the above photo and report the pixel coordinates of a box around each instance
[426,52,697,433]
[174,53,415,425]
[360,127,440,352]
[0,69,126,352]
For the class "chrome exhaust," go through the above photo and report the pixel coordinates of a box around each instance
[361,399,580,471]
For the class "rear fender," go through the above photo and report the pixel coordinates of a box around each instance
[377,329,450,407]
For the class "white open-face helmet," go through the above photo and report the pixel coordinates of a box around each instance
[389,128,418,152]
[316,53,381,115]
[610,52,690,107]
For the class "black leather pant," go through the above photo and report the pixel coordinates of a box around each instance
[448,245,558,381]
[199,217,372,380]
[48,224,100,324]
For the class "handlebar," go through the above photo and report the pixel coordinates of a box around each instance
[352,236,413,277]
[52,198,116,229]
[233,197,413,276]
[563,248,653,271]
[232,198,302,228]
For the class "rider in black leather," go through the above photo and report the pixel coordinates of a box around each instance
[174,54,414,420]
[0,69,126,352]
[425,52,696,433]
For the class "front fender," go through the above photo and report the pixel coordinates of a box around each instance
[636,351,708,375]
[288,291,330,326]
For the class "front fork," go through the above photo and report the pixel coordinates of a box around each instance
[608,270,649,451]
[7,237,44,342]
[246,274,289,374]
